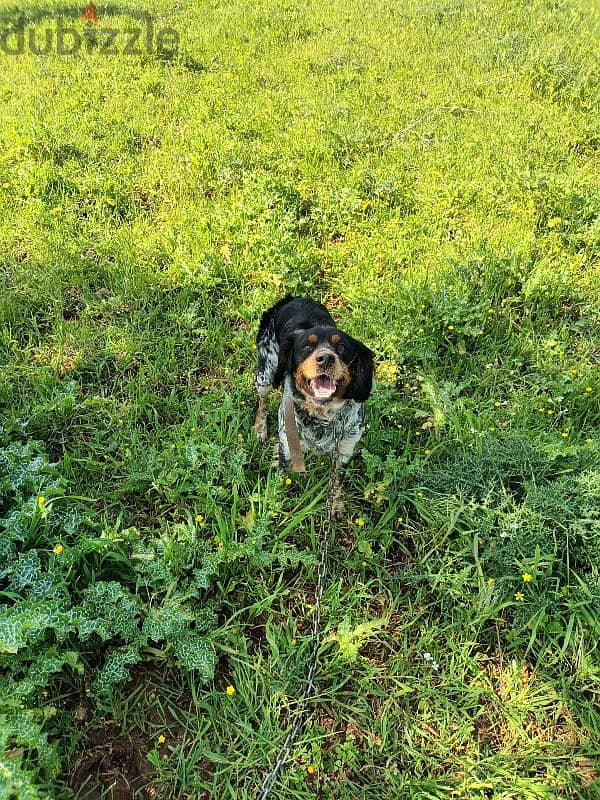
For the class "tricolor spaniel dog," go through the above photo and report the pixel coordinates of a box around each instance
[255,295,373,513]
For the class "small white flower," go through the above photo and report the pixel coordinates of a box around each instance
[432,662,439,671]
[423,652,433,661]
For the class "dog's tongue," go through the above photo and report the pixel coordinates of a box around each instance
[310,376,337,400]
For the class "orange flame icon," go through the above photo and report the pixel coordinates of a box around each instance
[81,1,98,24]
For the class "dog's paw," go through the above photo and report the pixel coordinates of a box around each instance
[255,421,267,443]
[326,494,345,521]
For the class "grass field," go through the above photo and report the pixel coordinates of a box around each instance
[1,0,600,797]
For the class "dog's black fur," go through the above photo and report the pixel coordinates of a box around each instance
[254,296,374,499]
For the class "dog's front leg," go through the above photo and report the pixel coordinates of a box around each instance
[327,454,345,520]
[255,386,270,443]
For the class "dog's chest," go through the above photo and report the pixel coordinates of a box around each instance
[280,378,364,455]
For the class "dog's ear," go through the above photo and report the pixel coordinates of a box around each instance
[273,334,295,389]
[347,341,374,402]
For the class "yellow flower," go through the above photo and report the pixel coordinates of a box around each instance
[569,369,577,375]
[585,386,593,393]
[397,516,403,524]
[355,517,365,527]
[291,638,297,646]
[376,360,399,383]
[447,325,454,331]
[561,432,569,438]
[494,402,501,408]
[417,491,423,498]
[307,765,315,775]
[285,477,292,486]
[418,327,424,334]
[191,427,196,432]
[488,308,495,314]
[53,544,63,555]
[522,573,533,583]
[547,410,553,415]
[226,685,236,696]
[38,496,46,505]
[196,514,204,523]
[515,591,525,601]
[586,438,593,444]
[547,216,562,228]
[424,449,431,455]
[157,734,166,744]
[486,578,494,586]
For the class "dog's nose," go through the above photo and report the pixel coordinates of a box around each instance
[316,352,335,369]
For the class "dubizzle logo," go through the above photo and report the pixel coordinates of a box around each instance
[80,1,98,24]
[0,3,179,55]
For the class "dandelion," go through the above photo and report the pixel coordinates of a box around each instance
[397,516,403,524]
[561,432,569,438]
[355,517,365,527]
[448,325,454,331]
[417,491,423,498]
[547,410,553,415]
[515,591,525,601]
[522,573,533,583]
[586,438,593,444]
[585,386,593,393]
[424,449,431,455]
[418,327,424,334]
[494,402,501,408]
[226,685,236,696]
[53,544,63,555]
[291,638,297,646]
[191,427,196,432]
[196,514,204,523]
[488,308,495,314]
[157,735,166,744]
[569,369,577,375]
[285,477,292,486]
[486,577,494,586]
[38,496,46,505]
[307,765,315,775]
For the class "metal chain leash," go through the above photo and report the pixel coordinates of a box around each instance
[257,439,341,799]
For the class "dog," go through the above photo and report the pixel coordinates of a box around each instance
[255,295,373,513]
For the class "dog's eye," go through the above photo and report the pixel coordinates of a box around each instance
[302,344,313,353]
[337,343,345,355]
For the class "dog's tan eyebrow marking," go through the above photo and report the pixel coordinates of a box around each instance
[330,333,341,345]
[307,333,318,344]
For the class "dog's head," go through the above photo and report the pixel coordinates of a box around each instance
[274,325,373,403]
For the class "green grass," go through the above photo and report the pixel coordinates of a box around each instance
[1,0,599,797]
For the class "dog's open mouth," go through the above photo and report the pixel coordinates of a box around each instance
[309,375,337,401]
